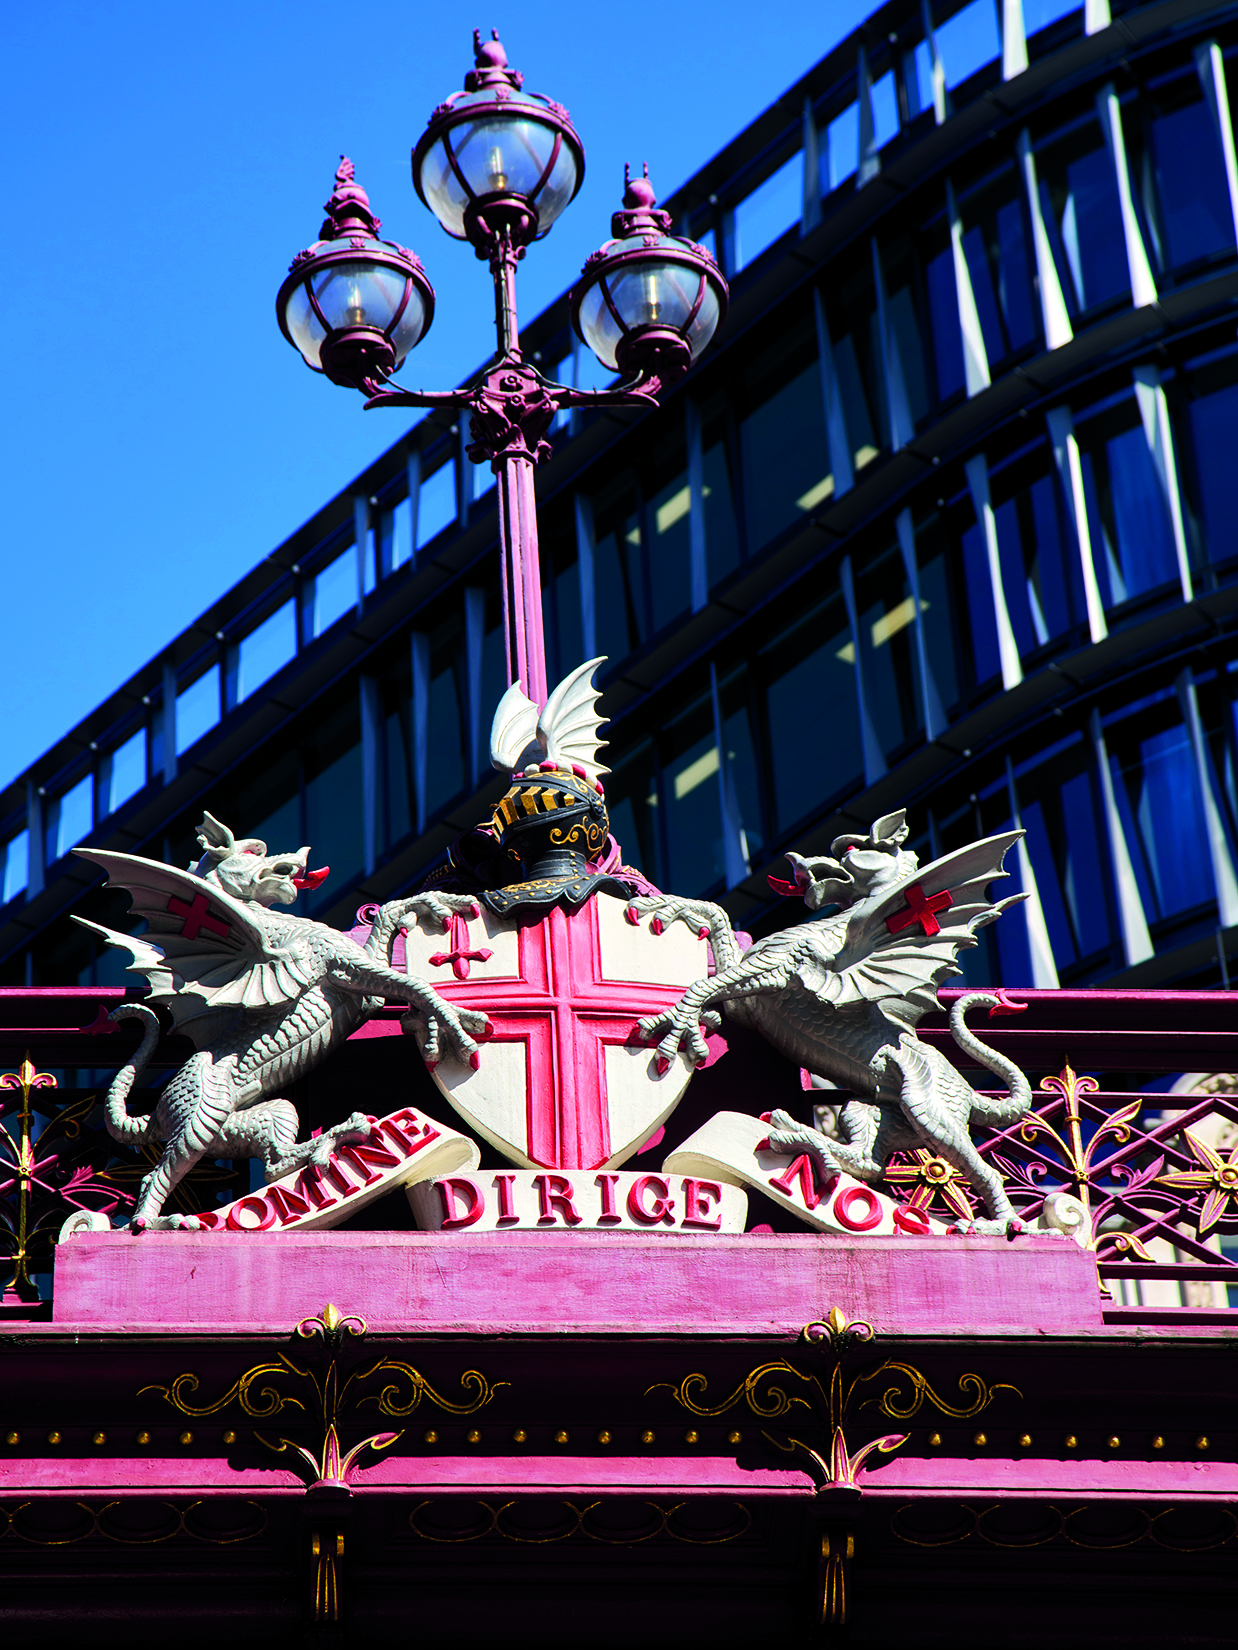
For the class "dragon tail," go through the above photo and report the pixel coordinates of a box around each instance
[103,1004,164,1146]
[949,992,1032,1125]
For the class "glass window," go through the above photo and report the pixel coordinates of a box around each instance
[303,694,363,911]
[738,306,830,553]
[825,103,859,191]
[699,397,741,587]
[958,165,1037,365]
[2,830,28,903]
[1077,395,1178,608]
[762,594,861,833]
[46,775,92,864]
[417,460,457,549]
[959,519,1001,687]
[1106,704,1214,922]
[423,610,467,817]
[990,443,1084,654]
[176,665,220,754]
[644,432,692,634]
[880,233,933,428]
[541,500,584,684]
[605,736,660,885]
[1126,77,1234,276]
[223,748,301,857]
[1181,350,1238,574]
[102,729,146,815]
[733,153,800,271]
[379,502,412,576]
[937,0,1000,90]
[312,549,356,638]
[592,474,646,664]
[662,693,725,895]
[853,545,924,758]
[379,648,414,850]
[924,228,966,402]
[824,258,883,469]
[1014,742,1113,972]
[1036,119,1129,314]
[480,579,507,731]
[912,505,998,711]
[236,601,296,702]
[872,71,899,149]
[719,665,764,865]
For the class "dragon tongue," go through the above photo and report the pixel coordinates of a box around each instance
[292,865,330,890]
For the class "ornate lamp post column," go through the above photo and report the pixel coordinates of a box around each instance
[276,30,727,706]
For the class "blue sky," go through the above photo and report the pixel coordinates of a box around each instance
[1,1,876,790]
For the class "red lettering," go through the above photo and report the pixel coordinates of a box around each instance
[893,1203,932,1236]
[627,1174,675,1226]
[681,1178,724,1230]
[494,1172,519,1225]
[324,1159,361,1198]
[380,1112,439,1157]
[833,1185,883,1232]
[438,1177,485,1229]
[266,1182,313,1224]
[768,1153,831,1210]
[226,1194,278,1232]
[534,1173,583,1227]
[337,1140,401,1186]
[299,1163,339,1210]
[595,1172,622,1225]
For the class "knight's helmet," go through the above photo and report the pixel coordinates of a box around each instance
[487,658,628,911]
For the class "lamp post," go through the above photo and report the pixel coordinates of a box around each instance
[276,29,728,707]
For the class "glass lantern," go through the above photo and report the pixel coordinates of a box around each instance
[277,159,435,391]
[571,170,727,383]
[412,31,584,251]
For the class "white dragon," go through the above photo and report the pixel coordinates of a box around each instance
[633,810,1036,1234]
[73,813,487,1231]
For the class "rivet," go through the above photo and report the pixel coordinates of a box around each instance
[640,1429,656,1446]
[727,1430,743,1446]
[1107,1436,1120,1450]
[1017,1434,1032,1449]
[684,1429,700,1445]
[46,1431,61,1446]
[596,1430,612,1445]
[221,1430,236,1446]
[5,1432,18,1446]
[92,1431,106,1447]
[972,1432,987,1448]
[1196,1435,1210,1451]
[554,1429,569,1445]
[178,1431,193,1447]
[1151,1436,1165,1450]
[928,1432,942,1447]
[466,1429,481,1444]
[422,1429,438,1445]
[511,1429,527,1444]
[135,1431,151,1447]
[1063,1435,1078,1450]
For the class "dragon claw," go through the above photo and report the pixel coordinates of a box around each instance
[656,1055,670,1076]
[468,1050,481,1071]
[650,918,664,936]
[625,904,640,926]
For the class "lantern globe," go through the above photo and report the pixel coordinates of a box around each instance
[412,31,584,253]
[570,169,727,383]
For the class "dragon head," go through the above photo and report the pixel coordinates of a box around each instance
[190,812,331,907]
[776,810,919,911]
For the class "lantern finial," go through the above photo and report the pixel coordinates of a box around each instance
[320,156,381,241]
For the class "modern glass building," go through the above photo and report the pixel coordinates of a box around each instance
[6,0,1238,998]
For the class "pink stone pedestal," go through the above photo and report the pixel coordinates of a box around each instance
[52,1230,1102,1335]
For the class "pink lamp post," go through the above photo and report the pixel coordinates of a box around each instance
[276,30,728,706]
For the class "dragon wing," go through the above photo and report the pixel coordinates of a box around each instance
[71,848,318,1041]
[490,680,541,774]
[797,831,1026,1028]
[538,657,610,781]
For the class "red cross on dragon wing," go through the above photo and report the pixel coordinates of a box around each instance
[400,892,710,1170]
[70,849,314,1042]
[803,831,1027,1031]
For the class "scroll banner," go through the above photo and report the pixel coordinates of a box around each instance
[408,1169,748,1233]
[192,1106,480,1234]
[663,1111,948,1236]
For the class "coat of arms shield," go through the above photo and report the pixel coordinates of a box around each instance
[400,893,709,1170]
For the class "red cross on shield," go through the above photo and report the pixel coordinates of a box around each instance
[399,895,710,1170]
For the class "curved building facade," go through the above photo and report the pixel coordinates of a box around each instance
[5,0,1238,997]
